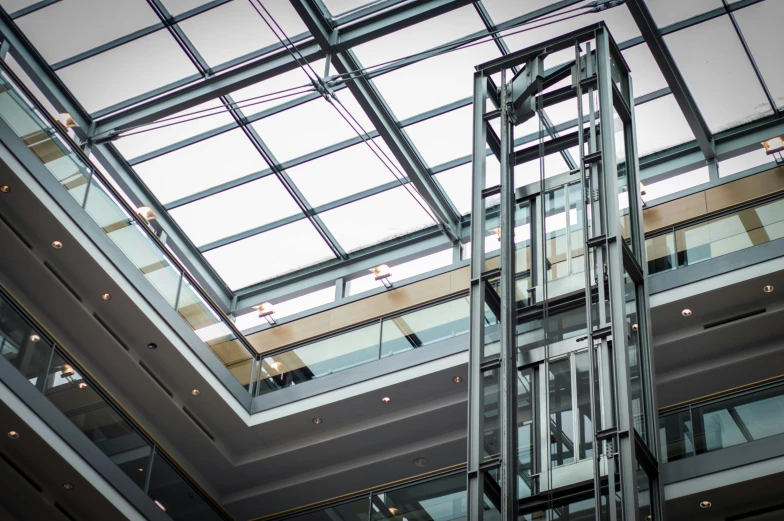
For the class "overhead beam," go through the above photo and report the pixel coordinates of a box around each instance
[290,0,461,243]
[627,0,716,160]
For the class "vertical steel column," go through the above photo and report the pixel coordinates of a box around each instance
[498,70,519,521]
[467,71,488,521]
[596,28,640,521]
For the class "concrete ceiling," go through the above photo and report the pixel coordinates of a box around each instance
[1,148,784,519]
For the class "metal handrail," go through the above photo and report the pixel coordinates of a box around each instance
[0,59,258,360]
[659,374,784,414]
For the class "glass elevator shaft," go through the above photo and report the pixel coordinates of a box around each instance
[467,23,662,521]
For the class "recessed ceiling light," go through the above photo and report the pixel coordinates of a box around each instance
[7,430,19,439]
[52,240,63,249]
[138,468,144,473]
[682,309,692,317]
[191,389,200,396]
[312,417,322,425]
[413,457,428,468]
[0,185,9,193]
[381,396,391,404]
[699,501,711,509]
[763,285,774,293]
[452,376,462,383]
[62,483,74,490]
[147,342,157,350]
[632,323,639,331]
[101,293,111,301]
[29,334,40,342]
[78,382,88,389]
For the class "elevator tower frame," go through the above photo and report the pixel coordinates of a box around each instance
[467,23,662,521]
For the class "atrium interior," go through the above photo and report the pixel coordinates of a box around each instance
[0,0,783,520]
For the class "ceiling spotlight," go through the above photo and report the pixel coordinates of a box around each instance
[762,136,784,164]
[255,302,276,326]
[147,342,157,350]
[138,468,144,473]
[155,500,166,512]
[381,396,391,404]
[681,309,692,317]
[56,112,78,129]
[7,430,19,439]
[29,334,40,342]
[101,293,112,301]
[62,483,74,490]
[191,389,200,396]
[52,240,63,249]
[413,457,429,468]
[452,376,462,383]
[78,382,88,389]
[0,185,9,193]
[136,206,156,222]
[372,264,393,289]
[312,417,322,425]
[699,501,711,509]
[632,323,639,331]
[763,285,774,293]
[61,364,75,377]
[389,508,398,515]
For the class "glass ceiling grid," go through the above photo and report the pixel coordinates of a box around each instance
[4,0,782,297]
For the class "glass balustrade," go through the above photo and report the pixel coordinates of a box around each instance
[659,380,784,463]
[0,65,255,394]
[0,292,227,521]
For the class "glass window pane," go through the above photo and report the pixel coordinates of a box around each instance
[234,286,335,332]
[642,167,709,202]
[549,357,574,467]
[252,94,375,164]
[204,219,336,290]
[647,0,721,27]
[229,62,322,116]
[483,0,563,25]
[719,148,776,178]
[622,43,668,97]
[321,0,376,17]
[624,272,646,442]
[57,31,199,114]
[114,99,236,161]
[734,0,784,110]
[16,0,159,64]
[132,128,267,204]
[148,452,221,520]
[319,186,435,252]
[371,473,466,521]
[665,16,773,132]
[634,95,695,157]
[170,175,302,247]
[646,232,676,275]
[160,0,212,16]
[179,1,307,68]
[575,351,596,460]
[286,139,400,208]
[0,0,40,14]
[0,302,52,389]
[405,105,473,168]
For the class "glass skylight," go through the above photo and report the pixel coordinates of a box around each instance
[734,1,784,110]
[719,149,775,178]
[405,105,474,168]
[633,95,695,157]
[622,43,668,97]
[132,128,267,204]
[646,0,722,28]
[319,186,436,252]
[160,0,214,16]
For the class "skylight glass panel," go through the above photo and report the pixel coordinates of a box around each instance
[319,186,435,252]
[132,128,267,204]
[719,149,775,178]
[482,0,574,25]
[178,1,307,69]
[252,93,374,164]
[57,31,199,114]
[435,155,501,216]
[113,99,236,161]
[514,149,573,189]
[321,0,377,17]
[622,43,668,97]
[372,40,500,121]
[0,0,40,14]
[286,138,400,208]
[647,0,721,28]
[405,105,473,168]
[204,219,335,290]
[734,0,784,110]
[642,167,709,202]
[353,6,485,67]
[161,0,213,16]
[634,95,695,157]
[16,0,159,65]
[169,175,302,247]
[665,16,773,132]
[229,60,324,116]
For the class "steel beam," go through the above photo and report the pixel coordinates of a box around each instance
[627,0,716,160]
[290,0,461,242]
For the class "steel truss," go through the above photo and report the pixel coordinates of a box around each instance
[467,23,663,521]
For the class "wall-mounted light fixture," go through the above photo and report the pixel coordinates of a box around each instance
[255,302,276,325]
[136,206,156,222]
[62,364,75,377]
[372,264,393,289]
[56,113,78,129]
[762,136,784,164]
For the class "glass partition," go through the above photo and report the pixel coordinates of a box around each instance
[0,290,227,521]
[0,64,255,394]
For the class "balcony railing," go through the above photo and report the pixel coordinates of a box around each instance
[0,62,257,395]
[0,286,231,521]
[658,377,784,464]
